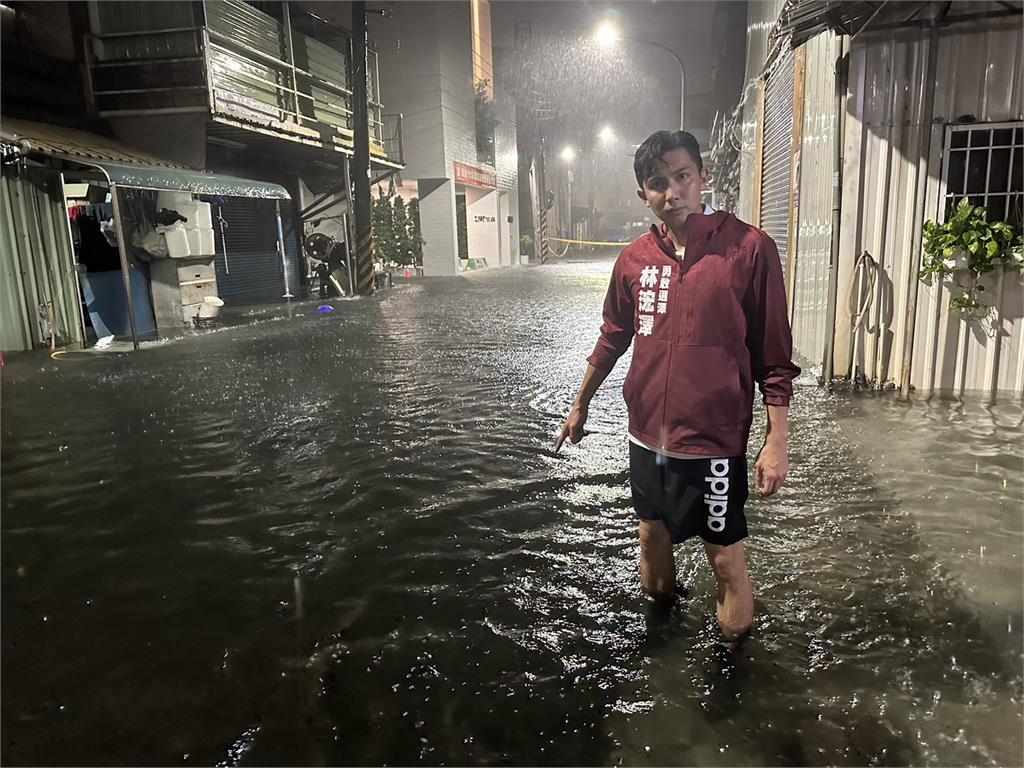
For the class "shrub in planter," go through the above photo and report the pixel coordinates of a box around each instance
[520,234,534,258]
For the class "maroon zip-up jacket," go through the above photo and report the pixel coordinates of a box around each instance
[587,210,800,458]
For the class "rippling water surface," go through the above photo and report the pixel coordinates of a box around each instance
[3,260,1021,766]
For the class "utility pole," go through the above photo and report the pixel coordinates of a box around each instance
[351,1,374,295]
[537,136,553,263]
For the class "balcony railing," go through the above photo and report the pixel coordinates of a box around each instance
[85,0,390,156]
[381,114,403,166]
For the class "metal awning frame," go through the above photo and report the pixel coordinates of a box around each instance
[31,152,291,200]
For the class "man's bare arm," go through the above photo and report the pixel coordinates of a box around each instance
[754,405,789,495]
[554,365,610,452]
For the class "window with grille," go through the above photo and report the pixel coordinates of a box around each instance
[941,122,1023,228]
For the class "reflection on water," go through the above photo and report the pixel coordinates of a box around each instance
[2,260,1021,766]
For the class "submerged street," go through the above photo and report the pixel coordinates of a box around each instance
[2,258,1022,766]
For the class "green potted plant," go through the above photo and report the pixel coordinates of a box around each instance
[920,200,1022,316]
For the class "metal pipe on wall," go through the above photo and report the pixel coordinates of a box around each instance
[821,34,848,386]
[342,159,356,296]
[58,172,89,348]
[109,183,139,350]
[898,22,939,400]
[275,199,294,299]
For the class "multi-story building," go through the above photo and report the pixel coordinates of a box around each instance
[321,0,521,276]
[1,0,402,352]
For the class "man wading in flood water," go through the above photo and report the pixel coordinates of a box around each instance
[555,130,800,639]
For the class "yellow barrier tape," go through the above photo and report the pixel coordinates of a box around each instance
[547,237,629,247]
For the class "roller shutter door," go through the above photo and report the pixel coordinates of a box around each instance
[206,197,304,304]
[759,45,796,274]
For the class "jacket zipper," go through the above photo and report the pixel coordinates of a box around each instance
[658,240,686,451]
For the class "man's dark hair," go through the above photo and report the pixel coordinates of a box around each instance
[633,130,703,187]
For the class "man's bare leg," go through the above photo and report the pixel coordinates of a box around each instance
[703,540,753,639]
[639,520,675,598]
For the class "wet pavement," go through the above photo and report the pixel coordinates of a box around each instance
[2,259,1021,766]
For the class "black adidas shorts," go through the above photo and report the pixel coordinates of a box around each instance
[629,442,749,546]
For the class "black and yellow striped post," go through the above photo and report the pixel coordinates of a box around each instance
[539,209,551,264]
[351,1,374,295]
[355,228,374,294]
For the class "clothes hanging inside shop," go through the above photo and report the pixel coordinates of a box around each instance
[75,213,121,272]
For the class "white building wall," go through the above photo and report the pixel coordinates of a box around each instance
[466,187,498,264]
[371,3,446,180]
[494,89,520,264]
[371,0,520,274]
[419,179,460,276]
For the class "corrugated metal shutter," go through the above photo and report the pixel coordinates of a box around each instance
[791,34,837,366]
[206,197,304,304]
[1,168,83,352]
[759,44,796,274]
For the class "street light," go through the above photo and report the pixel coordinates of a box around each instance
[594,21,618,47]
[560,145,577,162]
[593,22,686,131]
[598,125,614,144]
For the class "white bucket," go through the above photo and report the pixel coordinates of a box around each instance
[198,296,224,318]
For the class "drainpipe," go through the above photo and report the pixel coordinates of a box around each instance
[898,21,939,400]
[821,34,848,386]
[109,183,139,350]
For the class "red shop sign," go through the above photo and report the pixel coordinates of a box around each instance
[454,161,496,189]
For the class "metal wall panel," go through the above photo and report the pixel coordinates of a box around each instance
[837,24,1024,395]
[91,1,197,60]
[790,32,837,369]
[741,5,1023,396]
[759,44,796,275]
[1,168,83,353]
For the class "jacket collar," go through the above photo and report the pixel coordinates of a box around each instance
[649,209,730,259]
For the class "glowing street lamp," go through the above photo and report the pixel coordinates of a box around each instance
[594,21,619,47]
[593,22,686,131]
[598,125,615,144]
[560,145,577,162]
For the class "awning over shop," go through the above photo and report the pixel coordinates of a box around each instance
[778,0,1023,49]
[90,162,291,199]
[1,117,290,199]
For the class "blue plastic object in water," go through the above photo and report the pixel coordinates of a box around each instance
[316,305,334,314]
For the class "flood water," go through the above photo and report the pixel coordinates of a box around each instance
[3,258,1021,766]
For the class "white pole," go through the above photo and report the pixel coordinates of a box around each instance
[275,199,293,299]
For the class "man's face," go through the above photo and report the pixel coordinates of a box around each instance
[636,148,709,227]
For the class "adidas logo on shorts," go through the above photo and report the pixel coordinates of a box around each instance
[704,458,730,532]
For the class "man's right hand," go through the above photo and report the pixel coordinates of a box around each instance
[554,403,589,453]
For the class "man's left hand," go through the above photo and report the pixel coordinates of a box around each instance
[754,439,788,496]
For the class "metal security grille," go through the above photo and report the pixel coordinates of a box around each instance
[206,197,304,304]
[941,122,1024,228]
[759,44,796,273]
